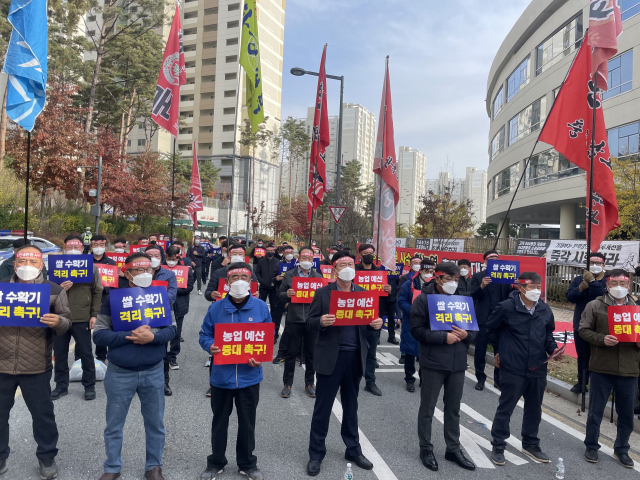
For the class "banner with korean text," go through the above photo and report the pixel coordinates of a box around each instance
[427,294,478,331]
[161,265,189,288]
[329,291,379,326]
[98,265,119,288]
[485,260,520,284]
[354,270,388,296]
[48,255,93,284]
[106,252,128,268]
[291,278,328,303]
[320,265,334,281]
[214,323,274,365]
[608,305,640,342]
[109,287,172,332]
[0,283,50,327]
[278,260,297,275]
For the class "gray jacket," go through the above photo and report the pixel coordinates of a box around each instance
[278,266,323,324]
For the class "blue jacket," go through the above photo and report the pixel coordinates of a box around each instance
[565,274,607,330]
[153,267,178,306]
[199,295,272,389]
[398,275,421,357]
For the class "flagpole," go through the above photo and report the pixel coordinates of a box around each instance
[229,60,242,241]
[170,136,176,242]
[375,57,389,266]
[586,74,597,270]
[24,131,30,243]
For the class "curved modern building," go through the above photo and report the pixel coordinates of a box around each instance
[486,0,640,239]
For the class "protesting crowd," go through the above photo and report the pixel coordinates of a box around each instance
[0,234,638,480]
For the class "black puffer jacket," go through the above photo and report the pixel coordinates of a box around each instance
[486,290,557,378]
[173,264,195,317]
[410,281,476,372]
[278,267,324,324]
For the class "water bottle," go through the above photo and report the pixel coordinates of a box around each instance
[555,457,564,479]
[344,463,353,480]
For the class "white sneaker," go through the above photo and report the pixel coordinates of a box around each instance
[205,359,211,367]
[198,290,202,295]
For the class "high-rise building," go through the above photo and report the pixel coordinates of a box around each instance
[396,146,426,226]
[425,171,467,205]
[465,167,487,225]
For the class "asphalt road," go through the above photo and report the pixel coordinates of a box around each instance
[5,292,640,479]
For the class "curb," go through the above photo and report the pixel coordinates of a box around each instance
[468,345,640,434]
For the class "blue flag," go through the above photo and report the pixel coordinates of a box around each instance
[3,0,48,132]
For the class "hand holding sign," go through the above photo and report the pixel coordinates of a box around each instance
[125,325,155,344]
[486,260,520,284]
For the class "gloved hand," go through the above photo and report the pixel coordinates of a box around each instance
[578,280,590,292]
[583,270,595,283]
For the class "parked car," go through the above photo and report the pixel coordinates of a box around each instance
[230,235,255,247]
[0,231,62,267]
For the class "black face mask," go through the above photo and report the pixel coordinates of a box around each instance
[267,252,274,258]
[362,254,374,265]
[150,240,157,245]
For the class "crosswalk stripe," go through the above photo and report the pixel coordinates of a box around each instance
[376,352,396,366]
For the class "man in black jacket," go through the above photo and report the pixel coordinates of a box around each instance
[470,250,512,391]
[279,247,323,399]
[90,235,117,363]
[456,259,473,296]
[204,244,257,302]
[272,245,297,361]
[306,251,383,477]
[410,262,477,472]
[486,271,560,466]
[187,237,207,295]
[254,243,280,313]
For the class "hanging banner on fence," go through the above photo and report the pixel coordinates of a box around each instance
[354,271,388,296]
[291,278,329,303]
[109,286,172,332]
[217,279,258,299]
[608,305,640,342]
[486,260,520,284]
[514,239,639,271]
[366,237,406,248]
[329,291,379,326]
[427,294,478,331]
[48,255,93,284]
[213,323,275,365]
[106,253,128,268]
[414,239,465,252]
[98,265,119,288]
[0,283,50,327]
[161,265,189,288]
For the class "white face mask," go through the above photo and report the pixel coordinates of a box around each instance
[229,279,250,299]
[412,264,421,272]
[420,273,431,281]
[328,254,334,261]
[441,281,458,295]
[131,272,153,288]
[337,267,356,282]
[459,268,469,277]
[16,265,41,281]
[230,255,244,263]
[590,264,604,275]
[150,258,161,268]
[299,261,313,271]
[166,260,178,267]
[114,248,125,253]
[285,254,294,262]
[523,288,542,302]
[92,247,105,256]
[222,252,227,258]
[66,249,82,255]
[609,286,628,299]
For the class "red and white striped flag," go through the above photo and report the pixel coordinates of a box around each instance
[188,142,203,228]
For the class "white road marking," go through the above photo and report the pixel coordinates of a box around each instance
[375,369,406,373]
[376,352,396,366]
[380,352,400,365]
[376,345,400,348]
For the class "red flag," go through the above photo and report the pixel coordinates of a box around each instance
[151,5,186,136]
[588,0,623,90]
[307,45,330,222]
[538,31,619,252]
[189,141,203,229]
[372,57,399,270]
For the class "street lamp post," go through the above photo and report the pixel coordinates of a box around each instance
[290,67,344,246]
[77,155,103,234]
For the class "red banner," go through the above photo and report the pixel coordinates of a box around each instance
[320,265,334,282]
[98,265,118,288]
[253,248,266,258]
[608,305,640,342]
[213,323,275,365]
[354,271,388,296]
[151,280,168,291]
[291,278,328,303]
[217,279,258,299]
[188,146,203,220]
[161,265,189,289]
[588,0,623,89]
[106,252,128,268]
[130,245,146,254]
[329,291,379,326]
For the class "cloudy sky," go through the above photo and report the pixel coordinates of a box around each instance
[280,0,532,179]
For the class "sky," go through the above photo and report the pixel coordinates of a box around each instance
[280,0,532,179]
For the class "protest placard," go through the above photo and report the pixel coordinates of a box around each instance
[291,278,329,303]
[427,294,478,331]
[486,259,520,284]
[0,283,50,327]
[161,265,189,288]
[48,255,93,284]
[98,265,119,288]
[213,323,275,365]
[608,305,640,342]
[109,286,172,332]
[329,291,379,326]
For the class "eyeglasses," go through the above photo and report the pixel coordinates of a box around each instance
[131,267,153,275]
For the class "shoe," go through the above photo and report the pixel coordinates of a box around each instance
[199,467,223,480]
[0,459,7,476]
[522,445,550,463]
[144,466,165,480]
[420,450,438,471]
[96,357,107,363]
[281,385,291,398]
[406,383,415,393]
[272,355,284,364]
[98,474,121,480]
[345,453,373,470]
[584,448,598,463]
[388,336,399,345]
[198,290,202,295]
[399,354,405,365]
[164,384,172,396]
[38,459,58,480]
[305,385,316,398]
[205,359,211,367]
[84,388,96,401]
[375,360,380,369]
[238,467,265,479]
[50,386,67,401]
[306,459,321,476]
[364,384,382,396]
[445,450,476,470]
[169,361,179,370]
[474,382,484,391]
[206,387,212,397]
[180,337,184,342]
[614,451,634,468]
[491,447,505,466]
[570,383,587,393]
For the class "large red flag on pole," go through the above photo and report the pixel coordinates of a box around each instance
[307,44,330,222]
[588,0,623,90]
[188,142,203,229]
[372,57,399,270]
[151,4,186,136]
[538,31,619,252]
